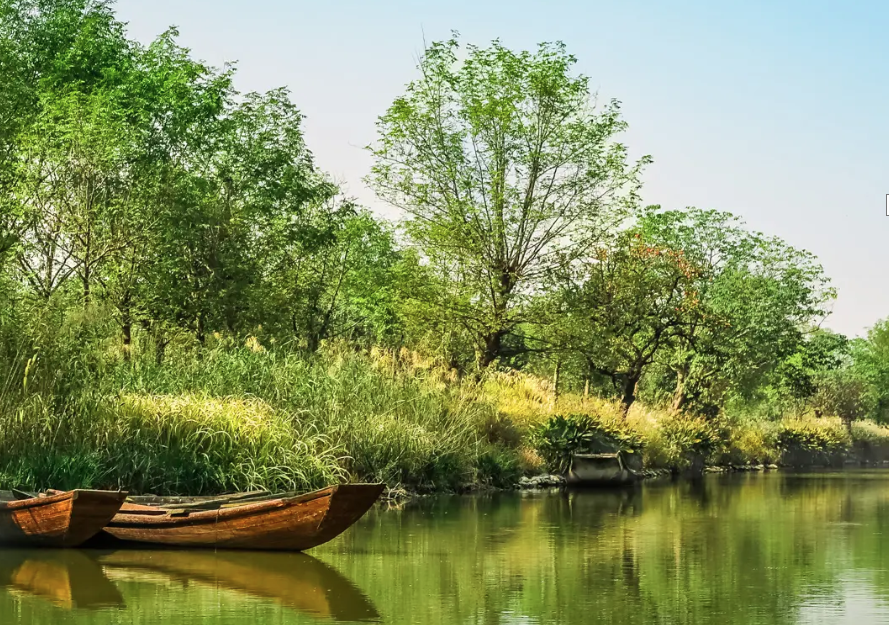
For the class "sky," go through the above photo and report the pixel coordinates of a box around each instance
[113,0,889,338]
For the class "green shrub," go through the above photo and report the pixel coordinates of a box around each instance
[475,446,523,488]
[714,422,780,466]
[643,415,723,470]
[777,420,850,466]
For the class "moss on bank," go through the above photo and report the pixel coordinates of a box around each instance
[1,342,888,495]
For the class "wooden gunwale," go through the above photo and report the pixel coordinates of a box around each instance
[111,487,335,527]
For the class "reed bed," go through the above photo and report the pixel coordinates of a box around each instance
[3,339,889,494]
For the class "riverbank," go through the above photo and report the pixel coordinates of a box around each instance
[3,343,889,496]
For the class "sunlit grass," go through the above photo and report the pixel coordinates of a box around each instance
[4,336,889,494]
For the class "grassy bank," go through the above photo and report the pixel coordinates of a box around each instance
[2,341,888,495]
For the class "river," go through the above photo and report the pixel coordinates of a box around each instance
[2,471,889,624]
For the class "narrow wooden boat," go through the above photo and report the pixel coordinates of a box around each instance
[567,452,641,486]
[101,484,384,551]
[98,549,379,621]
[0,490,128,548]
[0,549,124,610]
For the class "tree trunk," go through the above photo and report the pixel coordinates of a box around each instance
[196,313,206,347]
[82,269,91,306]
[119,295,133,361]
[552,359,562,402]
[479,330,505,368]
[154,329,167,366]
[122,318,132,362]
[671,369,688,413]
[306,332,320,354]
[620,374,640,417]
[478,269,514,369]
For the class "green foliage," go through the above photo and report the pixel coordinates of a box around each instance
[474,446,523,488]
[2,2,887,494]
[777,420,850,466]
[774,329,849,401]
[644,414,724,470]
[0,342,509,493]
[848,320,889,423]
[548,223,702,413]
[810,367,874,429]
[636,208,833,415]
[0,391,344,493]
[531,414,643,474]
[368,33,649,367]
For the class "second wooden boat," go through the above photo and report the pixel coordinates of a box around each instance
[0,490,128,548]
[567,452,641,486]
[101,484,384,551]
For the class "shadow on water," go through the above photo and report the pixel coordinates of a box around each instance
[96,548,380,622]
[0,549,125,610]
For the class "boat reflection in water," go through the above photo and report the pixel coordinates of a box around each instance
[0,549,125,610]
[98,549,380,622]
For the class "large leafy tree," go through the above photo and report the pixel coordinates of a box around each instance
[849,320,889,423]
[639,208,833,415]
[260,203,404,350]
[0,2,348,362]
[15,88,139,303]
[774,328,848,404]
[138,87,335,348]
[0,0,131,281]
[98,28,234,354]
[550,225,701,414]
[812,366,875,433]
[368,35,648,368]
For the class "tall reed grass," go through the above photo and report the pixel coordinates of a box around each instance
[0,341,521,494]
[4,333,889,494]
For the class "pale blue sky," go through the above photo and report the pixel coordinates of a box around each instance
[114,0,889,337]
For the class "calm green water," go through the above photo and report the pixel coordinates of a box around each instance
[3,472,889,624]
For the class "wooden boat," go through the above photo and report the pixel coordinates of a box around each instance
[98,549,379,621]
[0,549,124,610]
[567,452,641,486]
[0,490,127,548]
[101,484,385,551]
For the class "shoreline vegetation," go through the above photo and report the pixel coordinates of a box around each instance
[4,1,889,499]
[3,341,889,497]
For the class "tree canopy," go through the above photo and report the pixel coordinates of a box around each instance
[0,4,874,425]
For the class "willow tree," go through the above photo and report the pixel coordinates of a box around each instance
[368,35,648,368]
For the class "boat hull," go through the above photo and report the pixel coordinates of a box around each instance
[567,453,642,487]
[102,484,384,551]
[0,490,128,548]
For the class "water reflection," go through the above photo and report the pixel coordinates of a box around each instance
[98,549,379,622]
[5,474,889,623]
[318,472,889,625]
[0,549,124,610]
